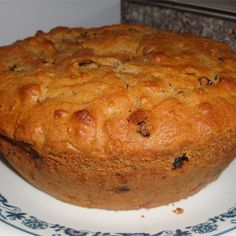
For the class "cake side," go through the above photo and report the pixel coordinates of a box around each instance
[1,130,235,210]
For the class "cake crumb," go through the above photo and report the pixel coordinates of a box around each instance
[173,207,184,214]
[141,214,145,218]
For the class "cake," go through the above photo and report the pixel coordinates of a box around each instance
[0,24,235,210]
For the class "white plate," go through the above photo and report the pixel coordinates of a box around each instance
[0,157,236,236]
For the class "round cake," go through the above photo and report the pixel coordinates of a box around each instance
[0,24,235,210]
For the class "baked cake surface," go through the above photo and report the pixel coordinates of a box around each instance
[0,24,235,210]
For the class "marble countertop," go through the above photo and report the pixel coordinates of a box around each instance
[121,0,236,51]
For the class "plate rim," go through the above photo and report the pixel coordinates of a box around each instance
[0,192,236,236]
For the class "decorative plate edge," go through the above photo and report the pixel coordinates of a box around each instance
[0,193,236,236]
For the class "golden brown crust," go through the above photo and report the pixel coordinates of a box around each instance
[0,24,236,210]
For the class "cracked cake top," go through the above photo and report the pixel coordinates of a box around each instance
[0,24,235,160]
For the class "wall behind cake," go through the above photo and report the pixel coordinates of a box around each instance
[0,0,120,46]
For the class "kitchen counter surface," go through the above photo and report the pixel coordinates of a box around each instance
[121,0,236,51]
